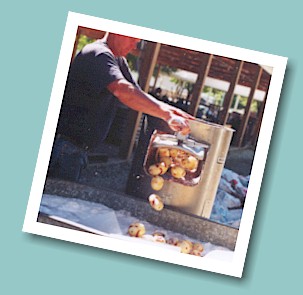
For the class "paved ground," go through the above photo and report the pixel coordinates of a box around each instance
[224,146,255,176]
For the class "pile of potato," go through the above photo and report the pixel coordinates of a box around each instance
[148,147,199,185]
[127,222,204,256]
[147,147,199,211]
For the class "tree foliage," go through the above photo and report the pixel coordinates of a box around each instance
[231,95,260,113]
[158,65,177,75]
[202,86,225,105]
[77,35,96,53]
[126,53,139,72]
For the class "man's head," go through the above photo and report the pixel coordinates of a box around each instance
[107,33,140,57]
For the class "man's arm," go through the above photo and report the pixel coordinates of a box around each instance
[107,79,194,134]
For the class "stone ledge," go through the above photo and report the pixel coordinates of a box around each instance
[43,178,238,250]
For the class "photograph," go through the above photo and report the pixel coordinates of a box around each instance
[22,11,287,278]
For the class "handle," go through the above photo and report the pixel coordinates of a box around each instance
[175,132,188,142]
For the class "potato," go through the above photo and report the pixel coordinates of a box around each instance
[148,162,166,176]
[179,240,193,254]
[148,194,164,211]
[169,148,180,158]
[158,162,169,175]
[170,165,186,179]
[190,249,202,256]
[158,148,170,158]
[159,156,172,168]
[128,223,146,237]
[167,237,179,246]
[151,176,164,191]
[193,242,204,253]
[152,231,166,237]
[153,235,166,243]
[181,155,199,171]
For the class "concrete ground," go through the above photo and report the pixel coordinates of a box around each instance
[224,146,255,176]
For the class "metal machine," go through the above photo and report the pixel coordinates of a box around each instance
[126,116,234,218]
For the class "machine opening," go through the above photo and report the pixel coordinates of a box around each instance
[143,131,209,186]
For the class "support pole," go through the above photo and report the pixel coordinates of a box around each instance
[251,83,270,147]
[234,66,263,147]
[187,54,213,116]
[218,60,244,125]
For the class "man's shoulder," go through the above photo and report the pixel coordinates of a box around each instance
[82,40,114,58]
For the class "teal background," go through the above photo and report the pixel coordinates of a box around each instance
[1,0,301,293]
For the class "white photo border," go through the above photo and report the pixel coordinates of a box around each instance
[23,11,288,278]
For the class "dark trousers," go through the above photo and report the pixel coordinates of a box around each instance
[47,137,88,181]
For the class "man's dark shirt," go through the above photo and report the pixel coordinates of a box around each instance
[56,40,139,150]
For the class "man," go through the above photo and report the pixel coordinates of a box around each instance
[48,33,194,181]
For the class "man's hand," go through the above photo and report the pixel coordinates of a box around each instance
[163,105,194,135]
[167,115,191,135]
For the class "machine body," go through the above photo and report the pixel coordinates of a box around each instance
[126,116,234,218]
